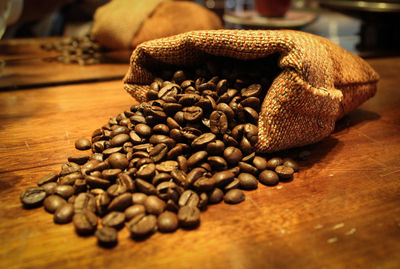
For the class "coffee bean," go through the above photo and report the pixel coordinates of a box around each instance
[37,172,58,186]
[85,176,111,189]
[128,214,157,237]
[209,111,228,135]
[177,156,188,173]
[107,193,132,212]
[238,173,258,190]
[102,169,121,180]
[125,204,146,221]
[132,193,148,205]
[224,189,245,204]
[116,173,135,192]
[108,153,128,169]
[253,156,268,170]
[95,192,110,216]
[191,133,216,148]
[107,184,127,198]
[149,143,168,162]
[241,83,261,98]
[135,179,157,195]
[44,195,67,213]
[144,195,166,215]
[208,188,224,204]
[178,206,200,228]
[60,162,81,176]
[149,135,176,148]
[224,178,240,191]
[136,163,156,180]
[42,182,57,196]
[110,133,130,146]
[135,124,152,137]
[95,227,118,247]
[206,140,225,155]
[68,155,90,165]
[187,151,208,167]
[275,165,294,180]
[283,158,299,172]
[102,211,125,229]
[74,193,96,213]
[75,137,91,150]
[224,147,242,165]
[259,170,279,186]
[54,185,75,199]
[266,157,283,169]
[54,203,74,224]
[20,187,46,207]
[238,161,258,175]
[156,160,179,173]
[208,156,228,170]
[73,210,98,235]
[158,211,179,233]
[178,190,200,208]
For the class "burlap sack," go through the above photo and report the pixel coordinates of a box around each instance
[91,0,222,50]
[123,30,379,153]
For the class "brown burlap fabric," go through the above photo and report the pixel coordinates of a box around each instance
[123,30,379,153]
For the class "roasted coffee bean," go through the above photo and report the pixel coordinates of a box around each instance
[240,96,260,109]
[144,195,166,215]
[157,211,178,233]
[187,151,208,167]
[178,190,200,208]
[125,204,146,221]
[85,176,111,189]
[95,192,110,216]
[149,143,168,162]
[68,155,90,165]
[74,193,96,213]
[191,133,216,148]
[267,157,283,169]
[193,177,215,192]
[240,137,253,155]
[275,165,294,180]
[107,193,132,212]
[241,83,261,98]
[283,158,299,172]
[206,140,225,155]
[44,195,67,213]
[224,147,243,165]
[136,163,156,180]
[209,111,228,135]
[208,156,228,170]
[152,172,172,186]
[152,124,170,135]
[135,124,152,137]
[198,192,208,210]
[132,193,148,205]
[259,170,279,186]
[253,156,268,170]
[60,162,81,176]
[102,169,121,180]
[223,134,239,147]
[208,188,224,204]
[54,203,74,224]
[243,123,258,145]
[224,189,245,204]
[186,167,206,185]
[238,161,258,175]
[37,172,58,186]
[107,184,127,198]
[128,214,157,237]
[224,178,240,191]
[116,173,135,192]
[158,83,179,102]
[95,227,118,247]
[102,211,126,229]
[182,106,203,122]
[75,137,91,150]
[108,153,128,169]
[102,147,122,156]
[149,135,176,148]
[54,185,75,199]
[110,126,130,137]
[156,160,179,173]
[20,187,46,207]
[135,179,157,195]
[73,210,98,235]
[178,206,200,228]
[42,182,58,196]
[60,172,83,185]
[177,155,188,173]
[110,134,130,146]
[73,179,86,194]
[238,173,258,190]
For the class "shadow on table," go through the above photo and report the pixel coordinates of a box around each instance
[333,108,381,134]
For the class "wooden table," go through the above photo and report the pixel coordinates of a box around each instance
[0,56,399,269]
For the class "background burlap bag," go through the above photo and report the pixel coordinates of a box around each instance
[91,0,222,50]
[123,30,379,153]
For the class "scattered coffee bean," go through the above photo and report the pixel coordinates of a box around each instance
[73,210,98,235]
[95,227,118,247]
[20,187,46,207]
[37,172,58,186]
[44,195,67,213]
[125,204,146,221]
[128,214,157,237]
[75,138,91,150]
[157,211,179,233]
[259,170,279,186]
[224,189,245,204]
[238,173,258,190]
[178,206,200,228]
[275,165,295,180]
[102,211,125,230]
[54,203,74,224]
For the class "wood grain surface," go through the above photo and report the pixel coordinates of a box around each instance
[0,38,130,89]
[0,57,399,269]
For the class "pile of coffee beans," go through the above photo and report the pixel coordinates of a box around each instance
[41,35,103,65]
[20,56,300,247]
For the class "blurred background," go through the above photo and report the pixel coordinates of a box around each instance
[1,0,399,57]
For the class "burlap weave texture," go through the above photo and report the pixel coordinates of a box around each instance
[123,30,379,153]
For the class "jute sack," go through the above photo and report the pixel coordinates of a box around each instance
[123,30,379,153]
